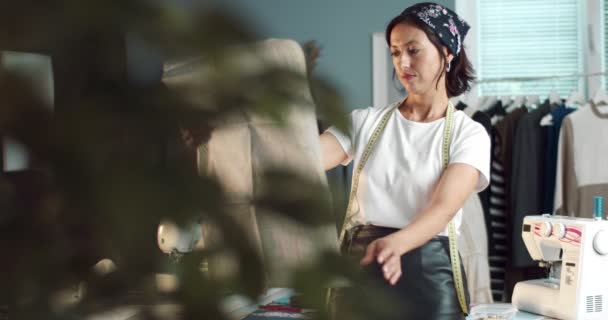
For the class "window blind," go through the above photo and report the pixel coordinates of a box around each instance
[478,0,582,97]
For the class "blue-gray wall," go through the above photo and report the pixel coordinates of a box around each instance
[210,0,454,109]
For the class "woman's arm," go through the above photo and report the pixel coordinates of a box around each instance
[319,132,348,171]
[360,163,480,284]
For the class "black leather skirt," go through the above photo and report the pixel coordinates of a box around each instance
[333,225,470,320]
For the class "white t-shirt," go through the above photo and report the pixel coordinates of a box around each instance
[326,100,491,236]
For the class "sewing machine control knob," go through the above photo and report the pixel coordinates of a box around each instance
[593,230,608,255]
[540,221,553,238]
[554,223,566,239]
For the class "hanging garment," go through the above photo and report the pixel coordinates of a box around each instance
[510,101,551,267]
[484,106,527,302]
[554,102,608,217]
[470,110,493,251]
[162,38,339,286]
[461,103,493,251]
[542,104,576,214]
[483,99,507,275]
[459,104,493,304]
[495,106,528,300]
[486,126,508,302]
[459,194,493,304]
[494,107,528,187]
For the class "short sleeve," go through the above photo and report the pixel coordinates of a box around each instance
[325,107,371,166]
[450,121,491,192]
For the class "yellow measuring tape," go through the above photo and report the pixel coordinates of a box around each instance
[337,100,468,314]
[338,102,397,244]
[442,104,469,315]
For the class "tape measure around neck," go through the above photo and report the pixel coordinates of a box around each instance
[338,100,468,314]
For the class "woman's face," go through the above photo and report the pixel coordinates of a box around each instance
[390,23,450,96]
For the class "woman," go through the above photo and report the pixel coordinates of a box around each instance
[320,3,490,319]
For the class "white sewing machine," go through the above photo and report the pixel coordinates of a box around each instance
[512,214,608,319]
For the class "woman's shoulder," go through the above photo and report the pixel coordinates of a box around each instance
[350,100,400,122]
[452,110,489,138]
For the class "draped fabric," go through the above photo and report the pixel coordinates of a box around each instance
[162,39,339,287]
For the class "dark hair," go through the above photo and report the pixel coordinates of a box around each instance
[385,13,475,97]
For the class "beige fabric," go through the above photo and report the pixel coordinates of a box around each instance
[458,194,493,305]
[206,125,253,197]
[457,107,492,304]
[162,39,338,286]
[554,103,608,217]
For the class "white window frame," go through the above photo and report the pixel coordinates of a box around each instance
[588,0,605,95]
[456,0,605,101]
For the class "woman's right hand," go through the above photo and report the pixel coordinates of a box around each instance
[319,132,348,171]
[360,233,406,285]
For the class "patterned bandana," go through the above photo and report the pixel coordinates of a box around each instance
[401,2,470,56]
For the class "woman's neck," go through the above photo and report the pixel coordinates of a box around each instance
[400,92,450,122]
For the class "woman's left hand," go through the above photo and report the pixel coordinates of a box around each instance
[360,233,405,285]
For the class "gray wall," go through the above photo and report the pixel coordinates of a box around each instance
[211,0,455,109]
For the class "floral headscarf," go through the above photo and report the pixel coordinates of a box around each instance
[401,2,470,56]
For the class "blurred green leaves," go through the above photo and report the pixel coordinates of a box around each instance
[254,168,333,227]
[0,0,352,319]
